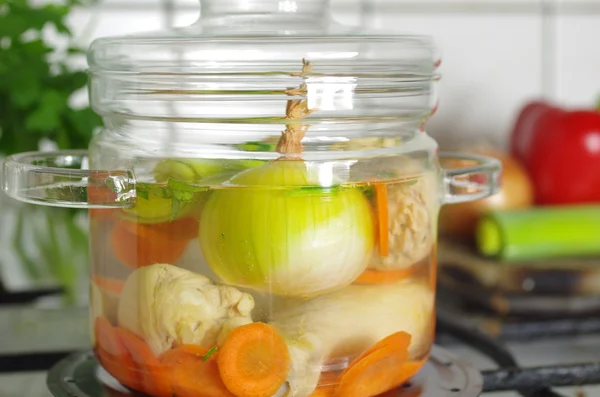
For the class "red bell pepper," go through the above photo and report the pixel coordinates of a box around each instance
[509,100,600,205]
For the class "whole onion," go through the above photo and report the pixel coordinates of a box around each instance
[438,150,533,240]
[198,160,375,297]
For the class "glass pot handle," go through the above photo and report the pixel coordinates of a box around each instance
[440,152,502,205]
[2,150,136,209]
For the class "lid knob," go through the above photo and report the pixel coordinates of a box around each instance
[197,0,332,31]
[200,0,330,16]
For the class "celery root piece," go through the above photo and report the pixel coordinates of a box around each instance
[270,281,434,397]
[117,264,255,356]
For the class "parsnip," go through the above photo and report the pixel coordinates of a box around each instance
[271,281,434,397]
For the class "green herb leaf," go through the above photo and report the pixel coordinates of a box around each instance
[168,179,209,203]
[202,346,218,362]
[360,185,375,200]
[284,186,342,197]
[171,198,181,221]
[136,187,149,201]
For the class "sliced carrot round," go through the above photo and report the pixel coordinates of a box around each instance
[94,317,141,390]
[217,322,291,397]
[149,217,200,240]
[346,332,412,371]
[335,345,409,397]
[309,385,336,397]
[92,276,125,295]
[110,220,189,269]
[116,327,171,397]
[354,268,415,285]
[162,345,234,397]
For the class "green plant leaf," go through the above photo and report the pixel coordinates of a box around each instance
[41,4,71,34]
[11,79,41,108]
[26,90,67,132]
[0,15,30,38]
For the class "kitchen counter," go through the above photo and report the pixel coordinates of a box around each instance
[1,305,599,397]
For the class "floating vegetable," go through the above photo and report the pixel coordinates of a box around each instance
[154,158,265,184]
[117,327,171,397]
[218,322,291,397]
[335,332,412,397]
[161,344,234,397]
[199,160,375,296]
[94,316,141,390]
[90,277,123,327]
[270,281,434,397]
[110,219,193,269]
[117,264,255,356]
[367,176,435,271]
[124,158,263,223]
[199,60,374,296]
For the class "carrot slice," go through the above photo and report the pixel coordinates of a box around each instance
[335,345,409,397]
[375,183,389,257]
[88,172,121,221]
[309,385,336,397]
[92,276,125,295]
[149,217,200,241]
[116,327,171,397]
[217,322,291,397]
[94,317,141,390]
[162,345,234,397]
[110,219,189,269]
[309,372,340,397]
[347,332,411,371]
[354,268,414,285]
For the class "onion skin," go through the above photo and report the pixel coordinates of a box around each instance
[198,160,375,297]
[438,151,533,240]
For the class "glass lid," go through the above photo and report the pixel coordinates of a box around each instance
[87,0,440,128]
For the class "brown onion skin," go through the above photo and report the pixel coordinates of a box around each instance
[438,151,534,241]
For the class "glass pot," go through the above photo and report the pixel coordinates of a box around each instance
[3,1,500,396]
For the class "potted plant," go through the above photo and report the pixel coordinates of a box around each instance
[0,0,103,304]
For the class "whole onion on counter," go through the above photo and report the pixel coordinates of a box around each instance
[438,149,533,240]
[199,160,375,297]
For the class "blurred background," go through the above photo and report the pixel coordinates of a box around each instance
[58,0,600,147]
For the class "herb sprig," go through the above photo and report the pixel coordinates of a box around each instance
[136,179,210,220]
[202,346,218,362]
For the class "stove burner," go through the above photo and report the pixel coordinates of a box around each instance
[46,346,484,397]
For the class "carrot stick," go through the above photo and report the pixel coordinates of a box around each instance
[161,345,234,397]
[94,317,141,390]
[217,322,291,397]
[354,267,414,285]
[375,183,389,257]
[116,327,171,397]
[110,220,189,269]
[92,276,125,295]
[335,345,409,397]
